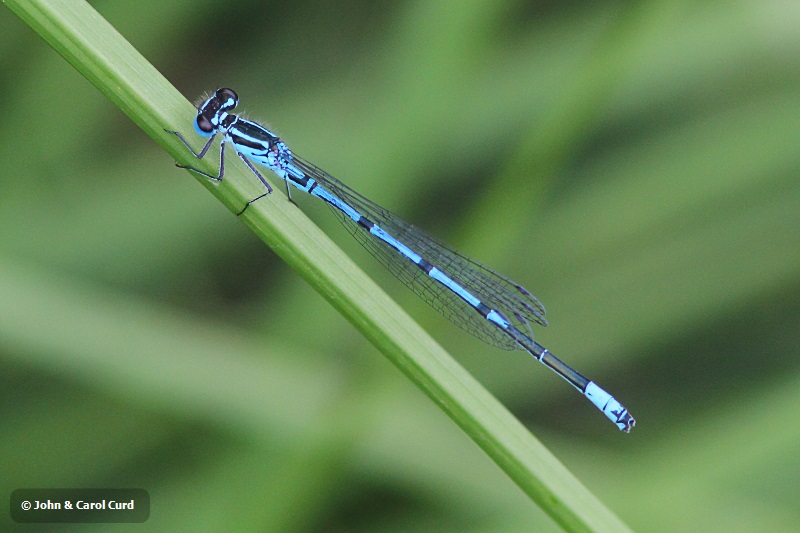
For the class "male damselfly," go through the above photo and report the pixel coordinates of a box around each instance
[167,88,635,432]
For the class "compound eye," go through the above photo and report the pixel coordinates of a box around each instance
[216,88,238,111]
[218,88,238,102]
[195,115,214,135]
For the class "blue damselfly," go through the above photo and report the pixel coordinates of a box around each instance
[167,88,635,432]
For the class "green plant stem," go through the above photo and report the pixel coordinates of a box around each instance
[3,0,632,530]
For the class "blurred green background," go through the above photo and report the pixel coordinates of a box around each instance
[2,0,800,531]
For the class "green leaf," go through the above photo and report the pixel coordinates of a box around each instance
[4,0,632,530]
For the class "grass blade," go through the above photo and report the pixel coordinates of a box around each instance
[3,0,632,530]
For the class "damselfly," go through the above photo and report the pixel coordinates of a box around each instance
[167,88,635,432]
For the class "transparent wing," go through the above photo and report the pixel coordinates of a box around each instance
[292,155,547,351]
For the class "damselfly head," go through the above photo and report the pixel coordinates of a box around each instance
[193,88,239,137]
